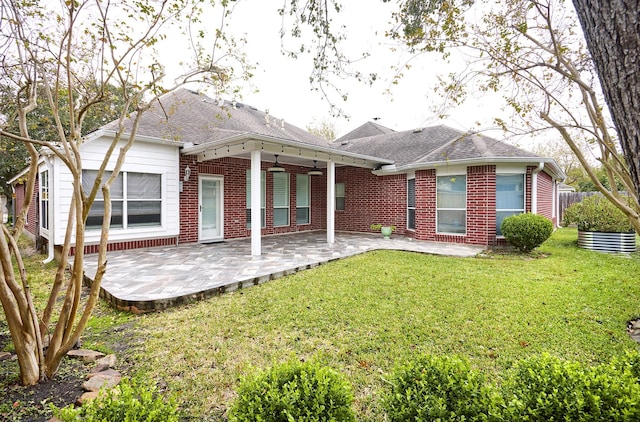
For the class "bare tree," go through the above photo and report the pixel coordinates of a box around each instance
[0,0,247,385]
[383,0,640,232]
[282,0,640,230]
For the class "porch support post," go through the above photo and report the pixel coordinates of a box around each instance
[326,160,335,244]
[250,150,261,256]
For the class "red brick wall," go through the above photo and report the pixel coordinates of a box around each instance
[414,169,436,240]
[178,156,327,244]
[334,167,407,234]
[536,170,554,224]
[466,165,496,245]
[12,179,39,237]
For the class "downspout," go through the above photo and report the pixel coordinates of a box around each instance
[530,162,544,214]
[42,156,54,264]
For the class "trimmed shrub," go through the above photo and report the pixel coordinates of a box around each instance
[502,354,640,421]
[229,360,355,422]
[382,354,501,421]
[52,378,180,422]
[563,194,634,232]
[501,213,553,252]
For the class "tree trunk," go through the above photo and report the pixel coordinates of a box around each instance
[571,0,640,199]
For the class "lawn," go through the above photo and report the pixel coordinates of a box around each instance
[1,228,640,421]
[129,228,640,420]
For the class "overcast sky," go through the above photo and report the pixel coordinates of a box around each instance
[215,1,510,139]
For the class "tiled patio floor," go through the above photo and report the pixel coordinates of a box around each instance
[82,231,484,311]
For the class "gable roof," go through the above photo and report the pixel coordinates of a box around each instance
[102,88,332,149]
[336,123,548,170]
[336,121,395,142]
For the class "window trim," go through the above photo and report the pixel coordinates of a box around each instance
[335,182,345,211]
[83,170,162,230]
[296,173,311,225]
[407,177,416,231]
[39,169,49,231]
[272,172,290,227]
[436,174,467,235]
[496,173,526,236]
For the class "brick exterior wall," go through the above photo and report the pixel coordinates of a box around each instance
[334,167,407,234]
[536,170,554,224]
[178,156,327,244]
[413,169,436,240]
[12,179,39,238]
[466,165,496,245]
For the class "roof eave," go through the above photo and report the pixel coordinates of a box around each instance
[182,132,394,168]
[373,156,566,179]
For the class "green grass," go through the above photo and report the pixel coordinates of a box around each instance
[2,229,639,420]
[127,228,640,420]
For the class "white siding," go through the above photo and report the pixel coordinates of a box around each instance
[52,136,180,245]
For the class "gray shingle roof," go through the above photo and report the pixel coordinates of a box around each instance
[335,121,395,142]
[336,123,541,167]
[102,91,547,170]
[103,88,332,148]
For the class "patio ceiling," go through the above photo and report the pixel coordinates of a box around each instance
[181,134,394,169]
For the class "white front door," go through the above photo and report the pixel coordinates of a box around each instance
[199,176,223,242]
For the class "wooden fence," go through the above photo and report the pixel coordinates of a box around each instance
[558,191,599,224]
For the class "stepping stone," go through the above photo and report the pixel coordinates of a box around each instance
[82,373,121,392]
[87,368,120,379]
[67,349,106,363]
[76,391,100,405]
[95,354,117,368]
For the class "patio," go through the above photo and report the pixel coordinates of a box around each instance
[82,231,484,311]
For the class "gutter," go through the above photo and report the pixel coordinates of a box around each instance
[530,162,544,214]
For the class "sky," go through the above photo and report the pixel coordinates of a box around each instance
[208,1,510,139]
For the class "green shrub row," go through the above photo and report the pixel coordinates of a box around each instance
[383,353,640,422]
[231,353,640,422]
[50,353,639,421]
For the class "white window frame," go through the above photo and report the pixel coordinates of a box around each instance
[83,170,162,230]
[246,169,266,228]
[496,173,526,236]
[296,174,311,225]
[39,170,49,231]
[436,174,467,235]
[273,172,290,227]
[335,182,345,211]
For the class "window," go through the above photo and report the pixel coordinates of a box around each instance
[273,172,289,227]
[436,175,466,234]
[496,174,525,235]
[335,182,345,211]
[246,170,266,228]
[407,178,416,230]
[296,174,310,225]
[40,170,49,230]
[83,170,161,229]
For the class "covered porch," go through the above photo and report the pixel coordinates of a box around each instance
[82,231,483,312]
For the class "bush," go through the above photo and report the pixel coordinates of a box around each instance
[501,213,553,252]
[382,354,500,421]
[52,378,180,422]
[502,354,640,421]
[229,360,356,422]
[563,195,634,232]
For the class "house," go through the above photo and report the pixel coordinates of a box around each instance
[10,88,565,260]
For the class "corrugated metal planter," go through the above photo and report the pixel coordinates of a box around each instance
[578,231,637,253]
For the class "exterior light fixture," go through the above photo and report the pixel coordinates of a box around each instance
[268,154,285,173]
[183,166,191,182]
[307,160,323,176]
